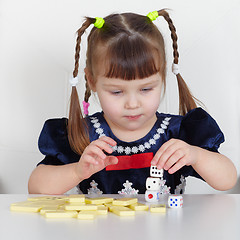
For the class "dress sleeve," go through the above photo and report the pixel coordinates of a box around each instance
[37,118,80,166]
[179,108,224,152]
[177,108,225,179]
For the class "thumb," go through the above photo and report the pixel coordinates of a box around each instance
[105,156,118,167]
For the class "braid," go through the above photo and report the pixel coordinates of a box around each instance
[158,9,198,115]
[73,18,95,77]
[68,17,95,155]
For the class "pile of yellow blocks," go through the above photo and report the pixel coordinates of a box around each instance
[10,195,166,220]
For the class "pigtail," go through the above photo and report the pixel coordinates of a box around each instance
[68,17,95,155]
[158,9,199,115]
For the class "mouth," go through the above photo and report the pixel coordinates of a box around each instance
[125,114,142,120]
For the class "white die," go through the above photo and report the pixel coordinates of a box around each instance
[146,177,161,191]
[145,190,160,202]
[150,165,163,178]
[168,195,183,208]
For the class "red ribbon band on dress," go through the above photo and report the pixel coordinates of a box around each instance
[106,152,153,171]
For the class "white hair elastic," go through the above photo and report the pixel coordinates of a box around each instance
[172,63,180,75]
[69,76,79,86]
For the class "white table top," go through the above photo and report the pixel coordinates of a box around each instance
[1,194,239,240]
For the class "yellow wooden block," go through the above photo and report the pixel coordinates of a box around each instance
[112,198,138,206]
[27,196,67,202]
[44,210,78,218]
[31,200,66,207]
[85,197,114,205]
[150,204,166,213]
[40,206,60,215]
[67,194,85,203]
[104,203,115,212]
[96,205,108,215]
[129,203,149,211]
[11,201,33,206]
[64,203,97,211]
[111,206,135,217]
[77,211,97,220]
[10,204,42,213]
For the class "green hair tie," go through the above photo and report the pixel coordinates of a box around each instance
[94,17,105,28]
[147,11,159,21]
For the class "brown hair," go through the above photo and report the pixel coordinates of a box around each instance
[68,9,199,155]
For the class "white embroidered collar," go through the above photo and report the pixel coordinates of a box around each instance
[89,114,171,155]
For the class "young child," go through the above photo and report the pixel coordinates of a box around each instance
[28,9,237,195]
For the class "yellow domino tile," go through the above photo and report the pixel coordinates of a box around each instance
[112,198,138,206]
[31,200,66,207]
[77,211,97,220]
[150,204,166,213]
[40,206,60,215]
[10,204,42,213]
[129,203,149,211]
[44,210,78,218]
[96,205,108,215]
[27,196,66,202]
[11,201,33,206]
[67,194,85,203]
[104,203,115,212]
[85,197,114,205]
[111,206,135,217]
[64,203,97,211]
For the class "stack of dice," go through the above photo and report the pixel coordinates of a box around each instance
[145,165,163,202]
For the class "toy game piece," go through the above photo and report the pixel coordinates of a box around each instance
[65,203,97,211]
[27,196,68,202]
[112,198,138,206]
[168,195,183,208]
[96,205,108,215]
[150,204,166,213]
[150,165,163,178]
[104,203,115,212]
[129,202,149,211]
[10,203,42,213]
[85,197,113,205]
[67,194,85,203]
[111,206,135,217]
[44,210,78,218]
[77,211,97,220]
[146,177,161,191]
[40,206,60,215]
[145,190,160,202]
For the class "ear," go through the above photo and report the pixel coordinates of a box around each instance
[84,68,96,92]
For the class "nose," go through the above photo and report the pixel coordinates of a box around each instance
[125,93,140,109]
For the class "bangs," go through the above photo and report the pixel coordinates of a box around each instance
[104,35,161,80]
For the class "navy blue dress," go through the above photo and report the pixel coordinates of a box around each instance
[38,108,224,194]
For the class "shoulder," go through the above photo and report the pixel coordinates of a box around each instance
[38,117,79,164]
[180,108,224,151]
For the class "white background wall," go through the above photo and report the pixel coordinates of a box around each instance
[0,0,239,193]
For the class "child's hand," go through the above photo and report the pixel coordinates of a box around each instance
[151,139,198,174]
[76,136,118,180]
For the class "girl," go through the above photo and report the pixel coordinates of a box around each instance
[28,9,237,195]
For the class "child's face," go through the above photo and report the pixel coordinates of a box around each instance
[91,72,162,135]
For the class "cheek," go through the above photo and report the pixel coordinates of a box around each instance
[97,93,121,114]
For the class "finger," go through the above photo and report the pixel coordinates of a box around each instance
[162,149,185,171]
[99,136,117,147]
[82,154,99,165]
[104,156,118,167]
[92,140,114,154]
[86,145,107,160]
[156,142,182,169]
[168,157,186,174]
[151,139,176,166]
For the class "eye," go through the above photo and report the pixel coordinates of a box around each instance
[111,90,122,95]
[141,87,152,92]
